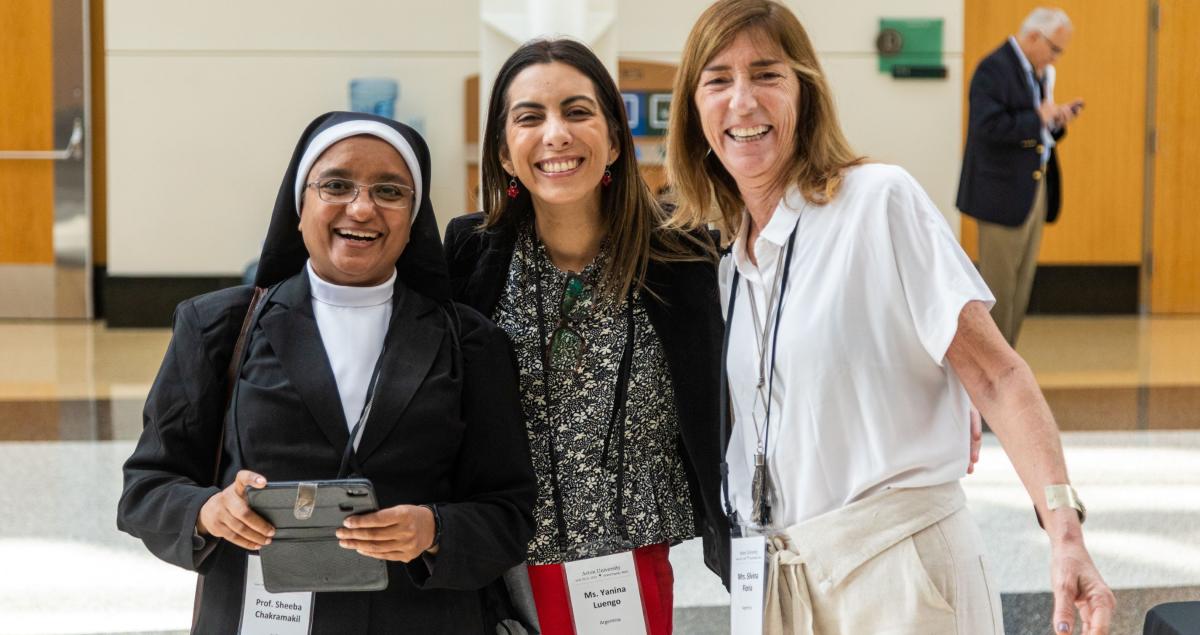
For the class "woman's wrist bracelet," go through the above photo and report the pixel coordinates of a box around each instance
[420,504,442,551]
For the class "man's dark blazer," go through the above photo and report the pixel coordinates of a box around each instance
[118,272,536,634]
[957,40,1066,227]
[443,212,732,587]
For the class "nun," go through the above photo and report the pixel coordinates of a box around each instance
[118,111,536,633]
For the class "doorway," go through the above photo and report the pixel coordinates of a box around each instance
[1148,0,1200,313]
[0,0,92,319]
[963,0,1199,314]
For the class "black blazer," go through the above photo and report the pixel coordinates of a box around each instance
[443,212,732,586]
[957,41,1065,227]
[118,272,536,634]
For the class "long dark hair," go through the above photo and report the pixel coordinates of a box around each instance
[480,38,711,303]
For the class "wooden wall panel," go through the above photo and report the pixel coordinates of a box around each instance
[617,59,676,92]
[466,163,480,212]
[90,0,107,266]
[962,0,1146,264]
[0,0,55,264]
[1150,0,1200,313]
[465,74,479,146]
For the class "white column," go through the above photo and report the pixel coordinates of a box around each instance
[478,0,617,148]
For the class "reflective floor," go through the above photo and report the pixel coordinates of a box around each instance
[0,316,1197,634]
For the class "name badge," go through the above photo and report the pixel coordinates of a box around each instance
[729,535,766,635]
[238,554,314,635]
[562,550,648,635]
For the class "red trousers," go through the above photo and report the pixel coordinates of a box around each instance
[526,542,674,635]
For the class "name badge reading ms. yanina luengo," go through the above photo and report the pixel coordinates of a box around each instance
[562,550,648,635]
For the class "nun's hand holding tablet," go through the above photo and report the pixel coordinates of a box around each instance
[196,469,276,551]
[336,503,437,562]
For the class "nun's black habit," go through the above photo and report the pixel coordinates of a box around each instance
[118,112,536,633]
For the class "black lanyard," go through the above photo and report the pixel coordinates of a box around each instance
[229,286,390,481]
[719,217,801,536]
[532,252,636,555]
[334,346,388,479]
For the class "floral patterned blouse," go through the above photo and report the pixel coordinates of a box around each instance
[492,227,695,564]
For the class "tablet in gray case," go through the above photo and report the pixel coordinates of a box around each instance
[247,478,388,593]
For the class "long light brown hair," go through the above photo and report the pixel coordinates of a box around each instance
[666,0,865,236]
[480,38,711,305]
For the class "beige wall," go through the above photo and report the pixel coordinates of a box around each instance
[105,0,963,275]
[620,0,965,235]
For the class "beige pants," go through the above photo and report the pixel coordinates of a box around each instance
[978,178,1048,346]
[763,482,1004,635]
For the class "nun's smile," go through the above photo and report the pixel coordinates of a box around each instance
[299,136,413,286]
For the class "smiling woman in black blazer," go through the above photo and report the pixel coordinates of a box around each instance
[444,38,728,635]
[118,111,535,634]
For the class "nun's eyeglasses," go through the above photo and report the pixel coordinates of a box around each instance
[307,178,414,210]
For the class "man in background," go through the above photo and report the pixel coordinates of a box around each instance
[957,7,1083,345]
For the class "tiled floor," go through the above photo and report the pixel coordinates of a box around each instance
[0,316,1198,634]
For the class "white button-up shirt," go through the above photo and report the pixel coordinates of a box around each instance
[1009,35,1056,164]
[720,165,994,529]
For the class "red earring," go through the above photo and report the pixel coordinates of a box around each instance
[506,177,520,199]
[601,167,613,187]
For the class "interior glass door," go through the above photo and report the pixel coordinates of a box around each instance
[0,0,91,319]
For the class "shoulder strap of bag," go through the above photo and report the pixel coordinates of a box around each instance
[210,285,267,486]
[194,284,267,632]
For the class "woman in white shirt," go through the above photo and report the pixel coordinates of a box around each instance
[666,1,1115,634]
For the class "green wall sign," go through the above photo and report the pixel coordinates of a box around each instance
[877,18,944,73]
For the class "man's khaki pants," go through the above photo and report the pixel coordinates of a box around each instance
[978,179,1048,346]
[763,482,1004,634]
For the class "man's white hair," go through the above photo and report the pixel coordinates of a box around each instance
[1020,7,1072,37]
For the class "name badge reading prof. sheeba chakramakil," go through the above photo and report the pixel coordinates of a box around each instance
[238,554,314,635]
